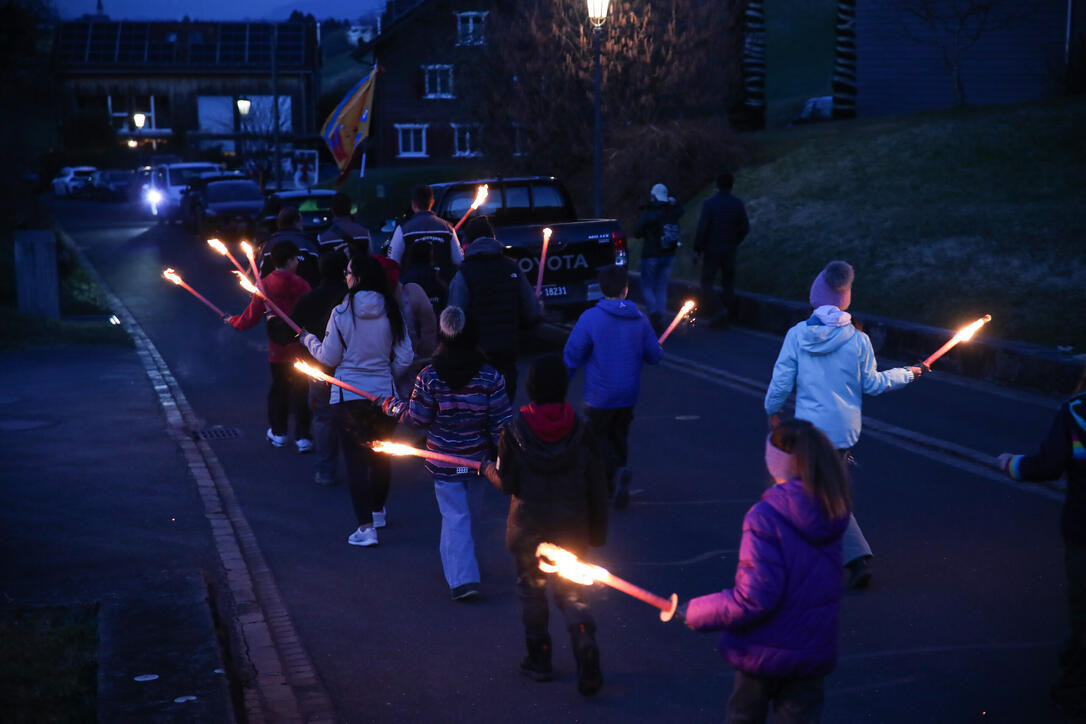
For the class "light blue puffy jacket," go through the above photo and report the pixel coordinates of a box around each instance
[764,317,913,449]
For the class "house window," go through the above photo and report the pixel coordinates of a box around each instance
[451,123,482,157]
[423,65,454,99]
[455,12,487,45]
[395,123,429,158]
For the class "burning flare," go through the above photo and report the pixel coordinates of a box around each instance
[922,314,992,368]
[239,240,264,292]
[207,238,248,275]
[452,184,490,231]
[234,271,303,335]
[162,268,182,286]
[371,440,482,471]
[293,360,376,400]
[372,440,421,457]
[161,268,226,317]
[657,300,697,344]
[535,227,554,297]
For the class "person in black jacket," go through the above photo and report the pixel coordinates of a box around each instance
[998,368,1086,716]
[290,250,349,485]
[634,183,684,334]
[694,172,749,328]
[483,354,609,696]
[447,219,542,401]
[261,205,321,287]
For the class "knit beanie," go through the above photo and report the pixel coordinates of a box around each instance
[526,354,569,405]
[651,183,669,203]
[765,435,799,483]
[809,260,854,311]
[438,306,479,349]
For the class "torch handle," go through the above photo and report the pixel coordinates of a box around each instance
[224,253,248,277]
[601,572,680,621]
[246,257,265,294]
[178,281,226,318]
[535,240,550,297]
[452,207,474,232]
[303,366,378,401]
[922,339,960,368]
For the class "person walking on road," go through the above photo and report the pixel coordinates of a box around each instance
[634,183,684,334]
[564,265,663,510]
[227,240,313,453]
[382,307,512,600]
[447,221,542,402]
[677,419,851,723]
[290,249,349,485]
[482,354,609,695]
[373,254,438,399]
[997,368,1086,717]
[261,205,320,287]
[694,172,749,328]
[301,255,414,548]
[764,261,924,589]
[388,184,463,285]
[317,191,371,258]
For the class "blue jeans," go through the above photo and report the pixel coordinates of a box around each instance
[433,475,486,588]
[640,255,675,317]
[309,380,338,479]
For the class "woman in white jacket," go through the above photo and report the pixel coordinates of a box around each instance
[302,254,413,547]
[765,261,923,589]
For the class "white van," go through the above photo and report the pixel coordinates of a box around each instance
[144,162,222,220]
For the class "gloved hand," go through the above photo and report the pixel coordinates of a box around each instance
[379,395,406,419]
[996,452,1016,474]
[671,601,689,626]
[908,362,929,378]
[479,458,497,479]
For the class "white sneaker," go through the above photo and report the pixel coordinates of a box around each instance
[372,508,387,529]
[347,526,378,547]
[266,428,287,448]
[296,438,314,453]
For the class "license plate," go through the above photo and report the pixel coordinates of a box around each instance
[542,285,567,298]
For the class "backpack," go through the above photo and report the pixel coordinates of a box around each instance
[660,222,680,250]
[266,315,298,345]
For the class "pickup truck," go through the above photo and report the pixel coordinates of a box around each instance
[430,176,627,316]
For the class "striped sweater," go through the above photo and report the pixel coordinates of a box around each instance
[403,363,512,480]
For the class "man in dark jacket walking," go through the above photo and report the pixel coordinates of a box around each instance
[261,206,320,287]
[694,172,749,328]
[447,222,542,401]
[290,250,349,485]
[483,354,609,696]
[388,184,463,285]
[317,192,371,258]
[634,183,684,334]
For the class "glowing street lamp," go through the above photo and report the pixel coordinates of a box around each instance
[235,97,251,116]
[587,0,610,219]
[132,113,146,130]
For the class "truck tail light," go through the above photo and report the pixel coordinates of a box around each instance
[612,230,628,266]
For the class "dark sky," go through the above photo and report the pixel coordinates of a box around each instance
[58,0,384,21]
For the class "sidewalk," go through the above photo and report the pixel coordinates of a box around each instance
[0,344,235,722]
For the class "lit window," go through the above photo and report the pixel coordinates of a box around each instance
[451,123,483,157]
[423,65,454,99]
[395,123,429,158]
[455,12,487,45]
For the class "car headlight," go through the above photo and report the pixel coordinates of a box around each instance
[146,189,163,205]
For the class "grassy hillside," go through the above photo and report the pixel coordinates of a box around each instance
[667,98,1086,351]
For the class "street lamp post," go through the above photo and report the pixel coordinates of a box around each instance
[236,97,250,160]
[587,0,610,219]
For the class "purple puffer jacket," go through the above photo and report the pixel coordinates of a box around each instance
[685,479,849,678]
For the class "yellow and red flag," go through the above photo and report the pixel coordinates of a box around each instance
[321,65,378,181]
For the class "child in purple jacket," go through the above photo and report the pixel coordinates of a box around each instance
[679,419,851,722]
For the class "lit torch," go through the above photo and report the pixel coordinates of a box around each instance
[536,543,679,622]
[657,300,697,344]
[207,238,248,276]
[452,184,488,231]
[371,440,482,472]
[161,268,226,318]
[293,360,377,401]
[239,240,264,293]
[233,271,303,336]
[922,314,992,368]
[535,227,553,297]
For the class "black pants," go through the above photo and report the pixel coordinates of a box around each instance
[514,545,593,639]
[584,406,634,491]
[268,362,311,438]
[489,353,518,404]
[1054,541,1086,712]
[700,250,738,318]
[335,400,393,527]
[726,671,824,724]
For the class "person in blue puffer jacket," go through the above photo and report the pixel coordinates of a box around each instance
[679,419,851,723]
[564,265,663,510]
[764,261,924,590]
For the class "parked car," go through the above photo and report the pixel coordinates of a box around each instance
[178,171,246,230]
[429,176,627,316]
[257,189,356,240]
[90,169,136,201]
[143,162,222,221]
[51,166,96,197]
[184,177,266,238]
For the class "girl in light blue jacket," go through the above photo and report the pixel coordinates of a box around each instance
[765,261,924,589]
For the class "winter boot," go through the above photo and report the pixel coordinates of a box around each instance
[570,623,603,696]
[520,636,554,682]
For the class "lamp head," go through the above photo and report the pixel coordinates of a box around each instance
[132,113,146,129]
[587,0,610,27]
[236,97,251,116]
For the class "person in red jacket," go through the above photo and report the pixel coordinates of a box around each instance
[227,240,313,451]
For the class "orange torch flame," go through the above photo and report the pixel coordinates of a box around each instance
[922,314,992,368]
[238,241,265,292]
[371,440,482,471]
[658,300,697,344]
[452,184,489,231]
[234,271,303,335]
[293,360,377,401]
[161,268,226,317]
[536,543,679,621]
[207,238,248,275]
[535,227,553,297]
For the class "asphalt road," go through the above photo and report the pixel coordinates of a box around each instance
[58,197,1073,723]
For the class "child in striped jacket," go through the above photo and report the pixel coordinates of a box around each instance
[382,306,512,600]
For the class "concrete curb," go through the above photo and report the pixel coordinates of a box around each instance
[655,277,1084,397]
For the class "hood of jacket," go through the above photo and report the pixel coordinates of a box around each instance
[796,318,857,355]
[509,412,587,474]
[762,480,849,546]
[596,298,643,320]
[464,237,503,258]
[431,345,487,390]
[337,290,387,321]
